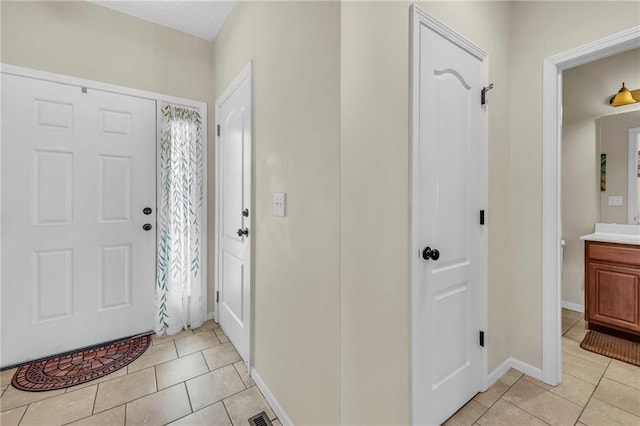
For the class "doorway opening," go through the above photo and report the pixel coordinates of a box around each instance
[541,26,640,385]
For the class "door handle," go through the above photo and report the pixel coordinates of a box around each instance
[242,208,249,217]
[143,207,153,215]
[237,228,249,237]
[422,247,440,261]
[143,223,152,231]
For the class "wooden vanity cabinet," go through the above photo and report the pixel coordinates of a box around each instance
[584,241,640,337]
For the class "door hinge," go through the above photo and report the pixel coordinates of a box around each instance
[481,83,494,106]
[480,210,485,225]
[479,330,485,347]
[216,291,219,303]
[217,124,221,137]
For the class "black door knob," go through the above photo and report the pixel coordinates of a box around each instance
[236,228,249,237]
[242,209,249,217]
[422,247,440,261]
[143,223,152,231]
[143,207,152,215]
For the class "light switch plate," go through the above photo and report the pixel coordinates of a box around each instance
[273,192,286,217]
[608,196,624,206]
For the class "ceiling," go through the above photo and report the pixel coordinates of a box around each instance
[87,0,235,41]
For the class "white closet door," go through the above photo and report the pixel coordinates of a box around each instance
[1,74,156,366]
[411,8,488,425]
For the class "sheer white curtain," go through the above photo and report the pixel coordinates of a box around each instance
[155,104,205,335]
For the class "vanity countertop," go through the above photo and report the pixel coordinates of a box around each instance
[580,223,640,246]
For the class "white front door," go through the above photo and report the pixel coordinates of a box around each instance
[216,63,252,363]
[1,73,156,367]
[410,7,488,425]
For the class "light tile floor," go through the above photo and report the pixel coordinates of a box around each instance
[2,311,638,425]
[445,309,640,426]
[0,321,280,426]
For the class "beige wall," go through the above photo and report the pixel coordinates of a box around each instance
[5,1,640,424]
[342,1,640,422]
[507,1,639,368]
[562,49,640,307]
[0,0,218,310]
[561,119,599,306]
[213,2,341,424]
[598,110,640,223]
[215,1,640,424]
[340,2,513,423]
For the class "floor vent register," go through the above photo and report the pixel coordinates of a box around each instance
[248,411,273,426]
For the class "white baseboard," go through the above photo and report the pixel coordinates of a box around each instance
[488,357,543,386]
[251,367,293,426]
[561,301,584,313]
[487,357,512,386]
[511,358,543,381]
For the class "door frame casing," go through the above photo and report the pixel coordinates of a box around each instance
[541,26,640,385]
[214,61,254,367]
[409,5,489,423]
[0,63,208,339]
[628,127,640,225]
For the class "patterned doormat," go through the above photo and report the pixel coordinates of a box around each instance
[11,333,152,392]
[580,330,640,367]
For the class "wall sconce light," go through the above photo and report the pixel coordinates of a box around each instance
[609,82,640,107]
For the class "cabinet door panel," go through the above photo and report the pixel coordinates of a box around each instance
[587,262,640,333]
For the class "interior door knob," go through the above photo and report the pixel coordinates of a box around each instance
[237,228,249,237]
[143,223,152,231]
[422,247,440,261]
[143,207,152,215]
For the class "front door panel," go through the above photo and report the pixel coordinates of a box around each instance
[1,74,156,366]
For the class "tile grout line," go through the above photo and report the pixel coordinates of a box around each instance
[563,350,610,371]
[1,325,219,416]
[473,374,522,423]
[231,362,248,389]
[601,373,640,392]
[173,378,258,424]
[90,362,245,420]
[157,354,241,392]
[17,402,28,425]
[89,384,98,419]
[522,370,598,408]
[183,370,194,414]
[7,326,254,425]
[154,365,159,394]
[562,341,612,368]
[221,395,234,425]
[572,352,610,424]
[590,395,640,420]
[561,314,612,396]
[501,388,577,425]
[587,357,640,420]
[496,395,553,425]
[522,318,639,424]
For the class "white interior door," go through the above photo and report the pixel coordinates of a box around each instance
[1,73,156,367]
[216,63,252,363]
[410,7,488,425]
